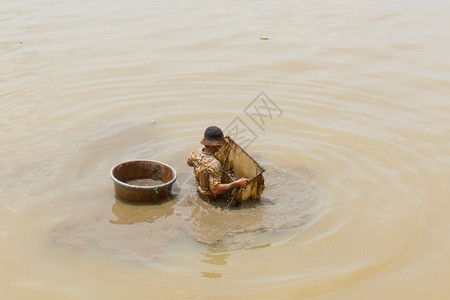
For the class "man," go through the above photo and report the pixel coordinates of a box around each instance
[187,126,249,201]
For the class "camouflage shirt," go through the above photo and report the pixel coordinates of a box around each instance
[187,148,222,199]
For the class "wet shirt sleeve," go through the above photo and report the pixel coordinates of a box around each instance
[187,149,199,167]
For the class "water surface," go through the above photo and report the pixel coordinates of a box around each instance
[1,0,450,299]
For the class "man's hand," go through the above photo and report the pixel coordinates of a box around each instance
[234,178,250,188]
[211,178,250,198]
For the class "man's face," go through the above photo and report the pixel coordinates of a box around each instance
[212,145,222,153]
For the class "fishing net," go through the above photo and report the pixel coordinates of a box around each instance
[216,136,265,204]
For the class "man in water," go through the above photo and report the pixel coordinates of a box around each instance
[187,126,249,201]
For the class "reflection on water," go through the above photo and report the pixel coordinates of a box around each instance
[201,272,223,279]
[201,251,230,266]
[110,197,175,225]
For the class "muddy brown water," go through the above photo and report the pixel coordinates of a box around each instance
[1,1,450,299]
[126,178,164,186]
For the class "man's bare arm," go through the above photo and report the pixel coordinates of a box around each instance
[211,178,249,198]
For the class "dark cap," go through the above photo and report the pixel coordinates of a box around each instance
[200,126,227,146]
